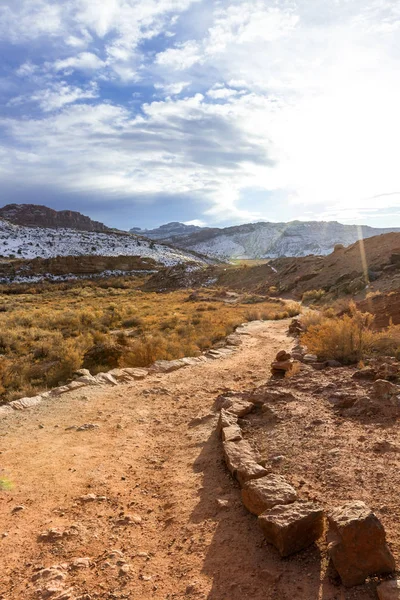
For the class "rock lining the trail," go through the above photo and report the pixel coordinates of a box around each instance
[217,349,397,590]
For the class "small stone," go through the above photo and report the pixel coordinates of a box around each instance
[377,579,400,600]
[276,350,291,362]
[216,498,230,510]
[327,500,395,587]
[258,502,324,557]
[11,505,25,513]
[241,475,297,516]
[70,557,91,569]
[76,423,99,431]
[119,564,130,576]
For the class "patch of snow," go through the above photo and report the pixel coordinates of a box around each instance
[0,219,209,267]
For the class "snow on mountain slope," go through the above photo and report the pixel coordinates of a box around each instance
[172,221,400,259]
[0,219,207,267]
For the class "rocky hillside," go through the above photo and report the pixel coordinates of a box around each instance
[145,232,400,302]
[0,204,111,232]
[136,220,400,259]
[130,221,202,239]
[0,219,210,282]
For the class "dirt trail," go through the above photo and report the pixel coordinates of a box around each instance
[0,319,294,600]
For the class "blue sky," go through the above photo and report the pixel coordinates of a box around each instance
[1,0,400,230]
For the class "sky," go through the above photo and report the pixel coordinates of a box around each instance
[1,0,400,230]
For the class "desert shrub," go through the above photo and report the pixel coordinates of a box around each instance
[83,342,123,372]
[300,309,325,330]
[285,301,302,317]
[302,289,325,305]
[121,316,143,328]
[301,304,375,364]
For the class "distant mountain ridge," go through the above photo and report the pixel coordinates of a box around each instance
[0,204,111,232]
[130,221,203,239]
[132,220,400,259]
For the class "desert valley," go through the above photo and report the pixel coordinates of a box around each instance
[0,205,400,599]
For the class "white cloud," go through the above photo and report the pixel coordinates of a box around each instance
[184,219,206,227]
[206,87,239,99]
[53,52,106,72]
[31,82,99,111]
[154,81,190,96]
[155,41,202,70]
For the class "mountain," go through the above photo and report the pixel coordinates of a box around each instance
[140,220,400,259]
[0,204,111,232]
[0,218,211,282]
[130,222,204,239]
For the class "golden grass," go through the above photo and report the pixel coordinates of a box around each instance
[301,302,400,364]
[0,278,297,403]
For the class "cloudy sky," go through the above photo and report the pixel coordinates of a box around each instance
[1,0,400,230]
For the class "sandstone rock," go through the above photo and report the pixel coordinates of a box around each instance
[223,439,268,486]
[70,557,91,569]
[276,350,291,362]
[107,368,133,383]
[303,354,318,363]
[220,398,254,417]
[150,359,185,373]
[219,408,238,429]
[377,579,400,600]
[271,360,293,372]
[352,367,377,381]
[327,501,395,587]
[288,319,303,336]
[9,396,42,410]
[75,374,99,385]
[226,334,242,346]
[221,424,242,442]
[50,385,75,396]
[258,502,324,557]
[122,367,148,379]
[241,475,297,516]
[74,369,91,377]
[32,566,66,582]
[94,372,118,386]
[373,379,399,400]
[0,405,13,416]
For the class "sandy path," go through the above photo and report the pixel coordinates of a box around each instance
[0,319,291,600]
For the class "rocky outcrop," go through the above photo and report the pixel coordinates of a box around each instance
[327,501,395,587]
[0,204,111,232]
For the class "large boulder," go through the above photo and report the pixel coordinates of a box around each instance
[327,501,395,587]
[241,475,297,516]
[258,502,324,557]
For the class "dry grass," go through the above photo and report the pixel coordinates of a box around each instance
[0,278,297,403]
[301,302,400,364]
